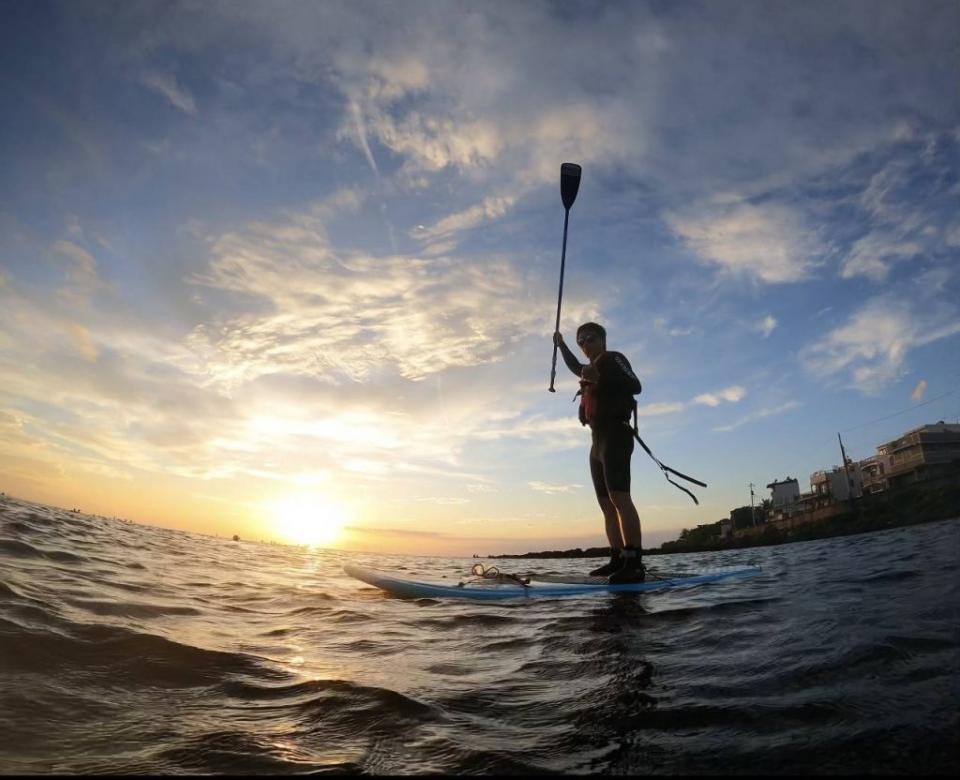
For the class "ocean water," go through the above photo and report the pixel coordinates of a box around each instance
[1,495,957,775]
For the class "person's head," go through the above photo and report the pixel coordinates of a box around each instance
[576,322,606,359]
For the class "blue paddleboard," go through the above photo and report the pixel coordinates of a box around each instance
[344,563,761,600]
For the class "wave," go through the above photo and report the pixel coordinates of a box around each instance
[64,598,204,619]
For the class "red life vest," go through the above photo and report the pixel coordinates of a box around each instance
[578,351,605,424]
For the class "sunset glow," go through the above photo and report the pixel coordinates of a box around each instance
[266,494,347,548]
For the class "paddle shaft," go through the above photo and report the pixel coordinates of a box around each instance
[548,207,571,392]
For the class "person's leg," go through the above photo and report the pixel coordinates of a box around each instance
[590,443,623,576]
[597,495,623,547]
[588,495,624,577]
[609,491,641,549]
[601,425,639,546]
[603,427,645,583]
[607,491,645,582]
[590,438,622,547]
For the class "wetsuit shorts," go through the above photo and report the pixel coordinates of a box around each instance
[589,423,634,498]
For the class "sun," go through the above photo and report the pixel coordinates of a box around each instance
[266,493,347,547]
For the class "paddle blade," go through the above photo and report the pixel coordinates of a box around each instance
[560,163,581,210]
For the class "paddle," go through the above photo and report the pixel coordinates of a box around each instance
[549,162,582,392]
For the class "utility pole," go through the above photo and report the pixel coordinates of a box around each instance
[749,482,756,526]
[838,432,857,516]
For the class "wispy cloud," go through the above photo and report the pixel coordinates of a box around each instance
[713,401,801,433]
[53,239,101,302]
[911,380,927,401]
[528,481,582,494]
[840,132,959,280]
[694,386,747,407]
[801,296,960,393]
[654,317,695,338]
[757,315,778,338]
[632,387,747,419]
[185,207,551,386]
[635,401,687,417]
[841,234,921,282]
[141,71,197,115]
[413,194,517,243]
[666,202,824,284]
[347,101,380,177]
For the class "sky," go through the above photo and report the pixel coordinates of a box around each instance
[1,0,958,555]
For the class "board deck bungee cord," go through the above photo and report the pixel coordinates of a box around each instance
[343,563,762,601]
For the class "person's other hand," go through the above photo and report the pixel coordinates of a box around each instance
[553,331,564,347]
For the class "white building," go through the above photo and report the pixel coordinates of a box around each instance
[766,477,800,508]
[811,463,863,502]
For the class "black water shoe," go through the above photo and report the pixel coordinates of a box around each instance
[607,547,646,584]
[589,551,621,577]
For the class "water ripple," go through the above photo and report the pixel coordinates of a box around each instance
[0,496,957,774]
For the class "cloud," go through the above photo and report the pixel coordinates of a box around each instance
[625,387,747,421]
[185,208,553,387]
[472,416,584,450]
[840,132,959,280]
[362,110,504,175]
[141,71,197,115]
[183,220,557,453]
[842,233,922,282]
[757,315,777,338]
[801,296,960,393]
[415,496,469,505]
[653,317,695,338]
[413,194,517,243]
[635,401,687,417]
[528,481,582,494]
[65,322,99,362]
[694,386,746,407]
[53,240,101,298]
[713,401,801,433]
[666,203,824,284]
[911,380,927,401]
[347,100,380,177]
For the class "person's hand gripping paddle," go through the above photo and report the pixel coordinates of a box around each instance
[549,162,582,392]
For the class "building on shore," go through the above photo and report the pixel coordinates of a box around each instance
[862,422,960,492]
[733,422,960,539]
[766,477,800,508]
[811,461,863,502]
[859,454,886,495]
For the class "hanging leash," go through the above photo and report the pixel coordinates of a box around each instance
[569,365,706,504]
[629,405,707,505]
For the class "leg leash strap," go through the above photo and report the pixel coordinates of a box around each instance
[629,407,707,505]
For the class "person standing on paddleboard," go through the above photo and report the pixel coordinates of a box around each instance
[554,322,645,583]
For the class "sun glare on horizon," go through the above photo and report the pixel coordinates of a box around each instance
[266,493,347,548]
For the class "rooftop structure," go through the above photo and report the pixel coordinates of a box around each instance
[868,421,960,490]
[766,477,800,508]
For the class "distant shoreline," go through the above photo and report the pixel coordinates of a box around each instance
[487,475,960,559]
[487,512,957,560]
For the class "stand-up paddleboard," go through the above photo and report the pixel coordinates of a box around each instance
[343,563,762,601]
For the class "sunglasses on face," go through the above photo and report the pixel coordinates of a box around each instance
[577,334,600,347]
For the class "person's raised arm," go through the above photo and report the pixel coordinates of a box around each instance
[553,332,583,377]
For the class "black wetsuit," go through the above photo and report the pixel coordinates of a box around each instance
[558,343,642,497]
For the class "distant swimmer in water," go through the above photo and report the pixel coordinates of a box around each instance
[554,322,645,583]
